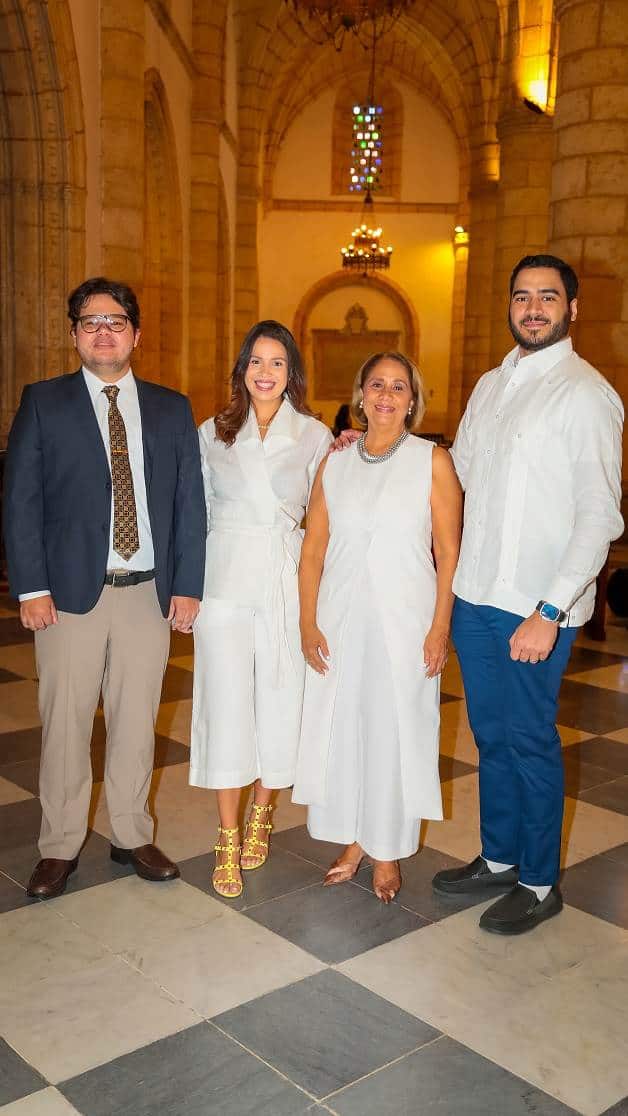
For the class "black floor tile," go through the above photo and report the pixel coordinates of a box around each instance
[0,870,33,914]
[213,969,439,1100]
[578,775,628,815]
[439,755,477,782]
[557,680,628,734]
[243,877,427,964]
[440,691,462,704]
[562,756,618,797]
[0,667,25,683]
[564,646,625,675]
[60,1022,311,1116]
[330,1035,578,1115]
[563,736,628,777]
[160,663,194,703]
[601,1099,628,1115]
[561,850,628,929]
[0,724,188,795]
[169,630,194,658]
[375,846,486,921]
[0,812,133,893]
[180,845,324,911]
[0,617,34,646]
[603,843,628,867]
[0,1037,48,1106]
[0,726,43,765]
[273,825,358,871]
[0,759,39,795]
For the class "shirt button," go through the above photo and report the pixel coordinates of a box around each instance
[495,412,502,421]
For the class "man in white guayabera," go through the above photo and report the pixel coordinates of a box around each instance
[432,253,624,935]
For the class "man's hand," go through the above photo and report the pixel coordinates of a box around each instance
[20,595,58,631]
[168,596,200,633]
[509,613,558,664]
[330,429,360,452]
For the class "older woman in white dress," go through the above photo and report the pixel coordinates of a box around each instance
[294,352,461,902]
[191,321,331,898]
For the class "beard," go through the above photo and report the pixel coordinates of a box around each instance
[508,308,571,352]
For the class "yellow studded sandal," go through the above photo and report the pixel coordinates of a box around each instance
[241,803,274,871]
[212,826,243,898]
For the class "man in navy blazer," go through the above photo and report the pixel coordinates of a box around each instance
[3,277,206,898]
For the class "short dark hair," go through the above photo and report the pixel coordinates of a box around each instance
[510,255,578,303]
[67,277,140,331]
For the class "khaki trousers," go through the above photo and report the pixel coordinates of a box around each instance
[34,580,170,859]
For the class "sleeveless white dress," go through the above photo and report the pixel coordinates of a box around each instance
[293,435,443,860]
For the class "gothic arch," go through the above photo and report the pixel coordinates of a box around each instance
[143,68,183,389]
[0,0,85,440]
[293,270,420,366]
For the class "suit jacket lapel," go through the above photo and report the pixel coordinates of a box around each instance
[135,377,160,490]
[67,370,110,477]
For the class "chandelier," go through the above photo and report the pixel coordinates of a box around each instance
[341,191,393,274]
[287,0,411,50]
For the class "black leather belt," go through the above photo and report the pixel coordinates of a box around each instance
[104,569,155,588]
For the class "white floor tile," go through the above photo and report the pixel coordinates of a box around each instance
[120,904,325,1018]
[0,957,199,1083]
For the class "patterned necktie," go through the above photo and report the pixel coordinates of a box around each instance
[102,385,139,561]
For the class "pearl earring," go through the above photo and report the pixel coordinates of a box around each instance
[358,399,363,410]
[407,405,413,415]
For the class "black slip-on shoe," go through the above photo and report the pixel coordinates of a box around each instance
[432,854,519,895]
[479,883,562,935]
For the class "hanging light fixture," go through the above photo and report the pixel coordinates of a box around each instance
[340,25,392,273]
[341,191,393,274]
[287,0,411,51]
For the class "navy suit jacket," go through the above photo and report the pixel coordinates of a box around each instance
[3,371,206,616]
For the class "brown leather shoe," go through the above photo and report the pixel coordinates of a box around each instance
[27,858,78,899]
[110,843,180,881]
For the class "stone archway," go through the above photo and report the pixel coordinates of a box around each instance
[293,270,420,365]
[143,68,183,389]
[0,0,85,441]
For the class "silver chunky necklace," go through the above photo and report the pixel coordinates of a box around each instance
[356,429,409,464]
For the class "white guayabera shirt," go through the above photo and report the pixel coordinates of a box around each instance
[451,337,624,627]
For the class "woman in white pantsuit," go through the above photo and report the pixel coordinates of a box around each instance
[191,321,331,897]
[294,352,462,902]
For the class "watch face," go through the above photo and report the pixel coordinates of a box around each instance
[541,603,560,622]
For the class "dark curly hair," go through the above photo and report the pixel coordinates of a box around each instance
[67,277,140,331]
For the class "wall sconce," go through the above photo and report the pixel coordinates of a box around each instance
[523,97,545,114]
[454,225,469,247]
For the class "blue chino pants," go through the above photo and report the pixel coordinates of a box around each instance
[452,598,578,885]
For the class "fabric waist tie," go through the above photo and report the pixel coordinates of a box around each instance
[208,520,300,687]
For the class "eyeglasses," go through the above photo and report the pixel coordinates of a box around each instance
[77,314,130,333]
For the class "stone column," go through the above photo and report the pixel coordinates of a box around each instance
[188,0,224,420]
[459,138,499,410]
[550,0,628,468]
[99,0,145,288]
[489,106,553,367]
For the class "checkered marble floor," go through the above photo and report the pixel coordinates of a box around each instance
[1,591,627,1116]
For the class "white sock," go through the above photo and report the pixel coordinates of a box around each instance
[484,858,515,873]
[522,883,551,901]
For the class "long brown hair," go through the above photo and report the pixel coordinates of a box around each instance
[214,320,311,445]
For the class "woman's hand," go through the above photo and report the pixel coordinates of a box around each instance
[423,626,449,678]
[330,429,360,452]
[301,624,330,674]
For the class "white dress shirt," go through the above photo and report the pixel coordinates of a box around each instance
[451,337,624,626]
[20,367,154,600]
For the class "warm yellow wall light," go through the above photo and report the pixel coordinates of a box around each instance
[454,225,469,247]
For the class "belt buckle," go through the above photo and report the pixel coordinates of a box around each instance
[110,571,128,587]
